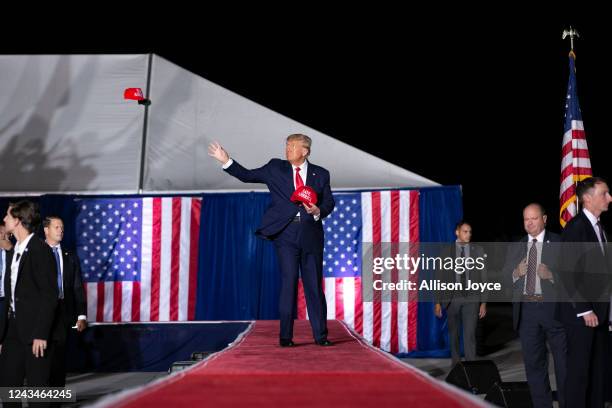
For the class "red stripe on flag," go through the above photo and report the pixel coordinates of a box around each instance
[560,187,576,205]
[408,190,420,351]
[132,282,141,321]
[561,141,572,157]
[188,198,201,320]
[571,129,586,139]
[371,191,382,348]
[113,281,122,322]
[561,210,573,223]
[560,165,575,182]
[169,198,181,321]
[572,149,592,159]
[150,198,162,321]
[335,278,344,321]
[297,279,307,319]
[390,191,400,354]
[354,277,363,335]
[96,282,104,322]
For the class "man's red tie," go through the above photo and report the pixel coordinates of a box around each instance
[295,167,304,190]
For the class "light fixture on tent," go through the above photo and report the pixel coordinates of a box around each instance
[124,87,151,106]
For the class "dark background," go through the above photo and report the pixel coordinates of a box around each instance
[2,13,611,241]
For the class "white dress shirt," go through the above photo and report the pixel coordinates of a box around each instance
[519,230,545,295]
[50,243,87,322]
[10,233,34,311]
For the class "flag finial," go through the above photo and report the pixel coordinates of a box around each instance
[562,26,580,51]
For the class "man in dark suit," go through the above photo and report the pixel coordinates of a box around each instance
[208,134,335,347]
[434,221,487,365]
[44,216,87,387]
[557,177,612,408]
[504,203,566,408]
[0,201,58,403]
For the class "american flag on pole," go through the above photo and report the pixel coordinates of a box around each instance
[297,190,419,354]
[76,197,201,322]
[560,50,593,227]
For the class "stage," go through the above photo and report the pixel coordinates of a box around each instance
[89,320,486,407]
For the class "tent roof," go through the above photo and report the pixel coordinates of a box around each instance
[0,54,437,194]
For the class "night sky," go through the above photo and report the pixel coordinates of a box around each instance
[3,14,611,241]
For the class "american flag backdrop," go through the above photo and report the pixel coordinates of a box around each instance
[76,197,201,322]
[560,50,592,227]
[297,190,419,354]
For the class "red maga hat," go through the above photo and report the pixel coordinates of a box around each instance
[291,186,318,207]
[124,88,145,101]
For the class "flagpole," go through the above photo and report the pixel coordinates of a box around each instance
[562,27,581,216]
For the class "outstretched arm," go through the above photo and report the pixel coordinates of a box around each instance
[208,141,269,184]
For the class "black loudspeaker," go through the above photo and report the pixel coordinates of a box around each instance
[445,360,501,394]
[484,382,533,408]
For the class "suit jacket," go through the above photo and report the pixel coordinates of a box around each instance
[557,211,612,326]
[51,249,86,341]
[0,236,58,344]
[503,230,561,330]
[435,243,487,308]
[225,158,335,253]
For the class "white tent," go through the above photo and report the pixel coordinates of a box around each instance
[0,54,437,194]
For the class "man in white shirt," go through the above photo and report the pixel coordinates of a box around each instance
[506,203,566,408]
[0,200,58,394]
[558,177,612,408]
[208,135,335,347]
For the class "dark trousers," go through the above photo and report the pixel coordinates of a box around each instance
[0,315,53,408]
[564,322,607,408]
[446,297,478,365]
[274,221,327,341]
[49,341,66,387]
[519,302,567,408]
[49,301,68,387]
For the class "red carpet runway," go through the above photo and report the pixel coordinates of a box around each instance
[96,320,486,407]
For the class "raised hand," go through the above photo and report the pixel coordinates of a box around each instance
[208,141,230,164]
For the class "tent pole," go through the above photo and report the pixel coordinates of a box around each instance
[138,53,154,194]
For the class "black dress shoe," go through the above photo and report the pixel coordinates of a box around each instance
[279,339,295,347]
[315,339,333,346]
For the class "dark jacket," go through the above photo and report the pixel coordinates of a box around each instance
[51,249,87,341]
[557,211,611,326]
[0,236,58,344]
[435,242,488,308]
[225,158,335,253]
[504,230,561,331]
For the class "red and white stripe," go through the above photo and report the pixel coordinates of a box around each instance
[86,197,201,322]
[298,190,419,354]
[560,120,592,227]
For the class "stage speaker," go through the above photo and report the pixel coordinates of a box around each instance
[445,360,501,394]
[191,351,213,361]
[168,361,197,374]
[484,381,533,407]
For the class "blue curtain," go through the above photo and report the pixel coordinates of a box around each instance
[403,185,463,357]
[195,192,281,320]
